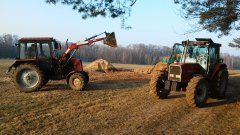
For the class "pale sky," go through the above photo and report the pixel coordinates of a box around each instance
[0,0,239,56]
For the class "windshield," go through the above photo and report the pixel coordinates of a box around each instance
[168,44,184,64]
[183,45,208,69]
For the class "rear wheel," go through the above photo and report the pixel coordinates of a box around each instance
[212,68,228,98]
[186,76,208,107]
[149,72,169,99]
[68,73,86,91]
[42,75,49,86]
[13,64,44,93]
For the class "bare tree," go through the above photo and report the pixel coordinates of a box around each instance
[174,0,240,36]
[229,37,240,49]
[45,0,137,28]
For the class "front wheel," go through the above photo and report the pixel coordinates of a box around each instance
[186,76,208,108]
[158,88,169,99]
[149,72,169,99]
[68,73,86,91]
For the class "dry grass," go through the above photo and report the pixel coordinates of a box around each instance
[229,70,240,75]
[0,59,240,134]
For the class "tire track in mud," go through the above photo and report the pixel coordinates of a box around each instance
[88,72,240,135]
[3,79,150,134]
[0,78,143,133]
[1,70,240,134]
[134,72,240,135]
[78,87,189,134]
[0,90,74,134]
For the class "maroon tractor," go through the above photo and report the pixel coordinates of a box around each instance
[7,32,117,92]
[150,38,228,107]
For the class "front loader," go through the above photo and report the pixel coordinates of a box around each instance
[150,38,228,107]
[7,32,117,92]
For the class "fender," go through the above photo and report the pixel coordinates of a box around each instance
[6,59,36,73]
[71,59,83,72]
[210,63,227,80]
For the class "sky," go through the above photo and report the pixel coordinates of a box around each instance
[0,0,239,56]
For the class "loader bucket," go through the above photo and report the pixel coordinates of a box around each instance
[103,32,117,48]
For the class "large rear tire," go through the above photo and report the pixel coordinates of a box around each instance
[13,64,44,93]
[42,75,49,86]
[186,76,208,107]
[68,73,86,91]
[149,72,169,99]
[212,68,228,98]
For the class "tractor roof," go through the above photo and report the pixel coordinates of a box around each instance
[182,38,221,47]
[19,37,55,42]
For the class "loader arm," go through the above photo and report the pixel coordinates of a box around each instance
[60,32,117,63]
[61,37,105,60]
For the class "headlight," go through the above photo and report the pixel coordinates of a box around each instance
[176,75,181,78]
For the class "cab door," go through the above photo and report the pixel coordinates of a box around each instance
[36,42,54,72]
[19,42,37,59]
[208,47,217,74]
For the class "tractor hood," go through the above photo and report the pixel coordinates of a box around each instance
[168,63,205,82]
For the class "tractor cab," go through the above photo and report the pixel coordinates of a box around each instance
[7,37,62,74]
[16,37,61,59]
[182,38,221,71]
[168,38,222,82]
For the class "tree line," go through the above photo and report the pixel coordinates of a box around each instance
[74,45,240,69]
[74,44,172,65]
[221,53,240,70]
[0,34,18,58]
[0,34,240,69]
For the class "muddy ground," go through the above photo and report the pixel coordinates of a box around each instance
[0,60,240,135]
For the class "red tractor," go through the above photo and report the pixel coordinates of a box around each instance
[150,38,228,107]
[7,32,117,92]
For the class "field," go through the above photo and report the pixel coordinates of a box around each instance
[0,59,240,134]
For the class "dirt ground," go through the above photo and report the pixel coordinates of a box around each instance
[0,59,240,135]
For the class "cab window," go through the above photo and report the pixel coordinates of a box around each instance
[19,43,37,59]
[37,43,51,58]
[209,47,216,64]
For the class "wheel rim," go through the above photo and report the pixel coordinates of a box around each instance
[73,78,82,88]
[17,69,40,88]
[196,85,207,102]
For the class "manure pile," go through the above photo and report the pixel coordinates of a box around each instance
[85,59,116,72]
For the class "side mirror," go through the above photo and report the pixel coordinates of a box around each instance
[15,43,20,46]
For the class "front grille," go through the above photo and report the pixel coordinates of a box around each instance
[168,65,181,82]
